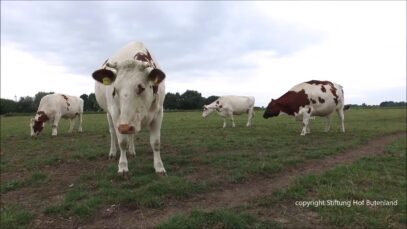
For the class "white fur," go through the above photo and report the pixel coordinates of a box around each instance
[30,94,83,136]
[94,41,166,175]
[289,82,345,136]
[203,95,255,128]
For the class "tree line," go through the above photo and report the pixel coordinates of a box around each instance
[0,90,220,114]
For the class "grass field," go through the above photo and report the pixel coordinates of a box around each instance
[1,108,405,228]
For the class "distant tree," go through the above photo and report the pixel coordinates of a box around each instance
[164,92,181,110]
[179,90,204,110]
[34,92,54,109]
[0,98,18,114]
[88,93,101,111]
[204,95,219,105]
[380,101,406,107]
[17,96,35,113]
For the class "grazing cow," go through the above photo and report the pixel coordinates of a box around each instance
[203,96,255,128]
[263,80,349,135]
[30,94,83,136]
[92,41,166,175]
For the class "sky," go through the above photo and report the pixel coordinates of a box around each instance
[1,1,406,106]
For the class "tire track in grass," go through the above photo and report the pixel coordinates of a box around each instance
[81,132,405,229]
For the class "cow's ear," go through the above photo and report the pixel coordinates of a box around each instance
[92,69,116,85]
[148,69,165,85]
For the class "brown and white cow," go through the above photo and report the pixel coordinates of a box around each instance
[263,80,349,135]
[30,94,83,136]
[92,41,166,175]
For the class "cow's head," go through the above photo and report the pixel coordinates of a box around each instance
[92,60,165,134]
[202,105,215,118]
[30,111,49,136]
[202,100,223,118]
[263,99,281,119]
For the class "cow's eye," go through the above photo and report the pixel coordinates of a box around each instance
[137,84,145,95]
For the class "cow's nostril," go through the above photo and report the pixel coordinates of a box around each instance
[118,124,135,134]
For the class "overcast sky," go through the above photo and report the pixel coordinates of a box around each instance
[1,1,406,106]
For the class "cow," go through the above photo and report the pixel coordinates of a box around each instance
[91,41,166,176]
[263,80,349,135]
[203,96,255,128]
[30,94,83,136]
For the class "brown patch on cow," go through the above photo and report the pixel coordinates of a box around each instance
[318,97,325,103]
[152,85,158,94]
[305,80,332,85]
[67,102,70,106]
[75,112,79,116]
[321,85,326,92]
[33,112,49,133]
[265,89,310,117]
[308,107,311,114]
[310,98,316,104]
[330,87,339,105]
[133,49,157,68]
[112,88,116,97]
[137,84,145,95]
[216,101,220,104]
[246,109,250,114]
[219,105,223,108]
[61,95,68,101]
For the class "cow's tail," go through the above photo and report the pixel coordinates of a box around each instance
[343,105,350,111]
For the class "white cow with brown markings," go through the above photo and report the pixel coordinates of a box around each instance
[92,41,166,176]
[203,95,255,128]
[30,94,83,136]
[263,80,349,135]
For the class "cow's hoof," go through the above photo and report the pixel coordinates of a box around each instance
[118,170,130,179]
[156,171,167,177]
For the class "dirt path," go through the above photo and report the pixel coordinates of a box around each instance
[79,132,405,229]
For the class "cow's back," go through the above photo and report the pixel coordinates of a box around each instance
[220,96,255,114]
[290,81,344,116]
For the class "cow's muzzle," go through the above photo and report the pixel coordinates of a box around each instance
[118,124,135,134]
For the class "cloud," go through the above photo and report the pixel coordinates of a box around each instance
[1,1,405,106]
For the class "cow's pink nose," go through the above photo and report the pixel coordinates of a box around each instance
[118,124,135,134]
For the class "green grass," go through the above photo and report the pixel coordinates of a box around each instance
[0,108,405,225]
[266,137,406,228]
[0,204,34,229]
[157,209,281,229]
[1,172,49,193]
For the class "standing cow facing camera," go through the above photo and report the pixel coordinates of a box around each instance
[92,41,166,176]
[203,95,255,128]
[30,94,83,137]
[263,80,349,136]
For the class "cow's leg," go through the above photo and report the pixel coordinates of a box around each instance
[230,114,236,128]
[51,114,61,136]
[337,108,345,133]
[107,113,118,158]
[300,112,311,136]
[77,112,83,132]
[246,107,254,127]
[306,120,311,134]
[117,133,129,174]
[128,134,136,157]
[68,119,75,133]
[324,114,332,132]
[222,117,227,128]
[150,110,166,175]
